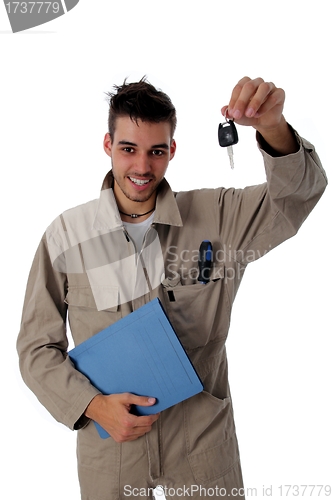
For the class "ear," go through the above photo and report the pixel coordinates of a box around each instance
[103,133,112,158]
[169,139,176,161]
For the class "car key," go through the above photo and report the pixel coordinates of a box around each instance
[218,117,238,169]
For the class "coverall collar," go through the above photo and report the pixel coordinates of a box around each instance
[93,169,183,231]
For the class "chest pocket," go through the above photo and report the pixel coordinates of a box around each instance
[65,285,119,312]
[160,265,230,350]
[64,285,121,345]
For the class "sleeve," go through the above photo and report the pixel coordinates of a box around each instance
[16,234,101,430]
[215,127,328,265]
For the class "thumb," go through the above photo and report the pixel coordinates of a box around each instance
[121,393,156,407]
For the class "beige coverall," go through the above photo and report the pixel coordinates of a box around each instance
[17,130,327,499]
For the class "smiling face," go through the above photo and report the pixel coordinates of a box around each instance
[103,116,176,214]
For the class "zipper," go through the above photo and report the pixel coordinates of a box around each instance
[139,225,155,294]
[124,223,162,476]
[122,225,153,303]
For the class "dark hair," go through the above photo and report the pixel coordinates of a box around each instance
[106,77,177,142]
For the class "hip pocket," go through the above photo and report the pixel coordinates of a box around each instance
[184,391,239,482]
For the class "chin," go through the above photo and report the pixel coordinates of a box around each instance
[128,192,154,203]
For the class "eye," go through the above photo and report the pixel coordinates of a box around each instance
[152,150,164,156]
[123,147,134,153]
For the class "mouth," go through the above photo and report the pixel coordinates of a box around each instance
[127,176,154,191]
[129,176,151,186]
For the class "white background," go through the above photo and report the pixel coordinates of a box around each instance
[1,1,332,499]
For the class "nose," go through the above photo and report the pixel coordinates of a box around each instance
[133,153,151,175]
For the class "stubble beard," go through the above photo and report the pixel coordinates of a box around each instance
[112,169,160,204]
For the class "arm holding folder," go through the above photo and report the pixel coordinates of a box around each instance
[69,298,203,440]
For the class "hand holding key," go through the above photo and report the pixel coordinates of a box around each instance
[221,77,285,131]
[220,77,299,158]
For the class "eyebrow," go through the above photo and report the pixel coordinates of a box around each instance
[117,140,170,150]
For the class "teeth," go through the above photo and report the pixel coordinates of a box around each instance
[129,177,150,186]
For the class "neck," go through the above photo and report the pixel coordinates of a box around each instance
[119,206,155,222]
[114,185,156,223]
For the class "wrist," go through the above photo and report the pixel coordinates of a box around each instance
[255,114,285,134]
[85,394,103,420]
[256,118,299,156]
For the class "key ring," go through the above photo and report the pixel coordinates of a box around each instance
[224,107,233,122]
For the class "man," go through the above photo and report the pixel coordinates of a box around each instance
[17,76,327,499]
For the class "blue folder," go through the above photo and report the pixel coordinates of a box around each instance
[68,298,203,438]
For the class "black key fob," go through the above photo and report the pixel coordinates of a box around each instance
[218,120,239,147]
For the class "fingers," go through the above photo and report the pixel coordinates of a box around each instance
[228,77,275,119]
[113,415,159,443]
[222,77,285,120]
[117,393,160,423]
[105,393,159,443]
[251,87,285,118]
[119,393,159,429]
[221,76,285,130]
[117,412,159,442]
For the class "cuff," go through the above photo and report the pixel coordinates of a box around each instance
[256,123,303,157]
[66,387,101,431]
